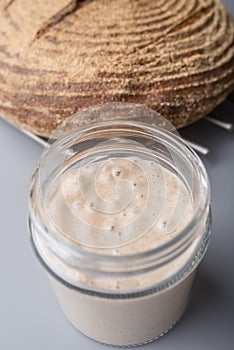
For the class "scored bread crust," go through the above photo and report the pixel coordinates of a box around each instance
[0,0,234,137]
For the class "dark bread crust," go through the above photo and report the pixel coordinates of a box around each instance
[0,0,234,137]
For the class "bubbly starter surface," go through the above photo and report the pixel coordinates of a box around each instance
[46,157,193,256]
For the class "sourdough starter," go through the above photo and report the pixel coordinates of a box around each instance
[37,157,201,346]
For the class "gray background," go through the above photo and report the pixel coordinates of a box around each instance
[0,1,233,348]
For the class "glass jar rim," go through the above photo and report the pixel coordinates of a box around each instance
[29,119,210,275]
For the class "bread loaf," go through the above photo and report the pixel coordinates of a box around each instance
[0,0,233,137]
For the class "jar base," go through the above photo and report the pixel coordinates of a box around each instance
[68,313,182,348]
[48,272,193,348]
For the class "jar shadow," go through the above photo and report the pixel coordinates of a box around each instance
[184,268,225,319]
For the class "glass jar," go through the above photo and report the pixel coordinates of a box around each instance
[28,104,211,347]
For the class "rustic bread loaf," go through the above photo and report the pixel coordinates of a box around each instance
[0,0,233,137]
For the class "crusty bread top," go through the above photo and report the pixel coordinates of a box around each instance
[0,0,234,137]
